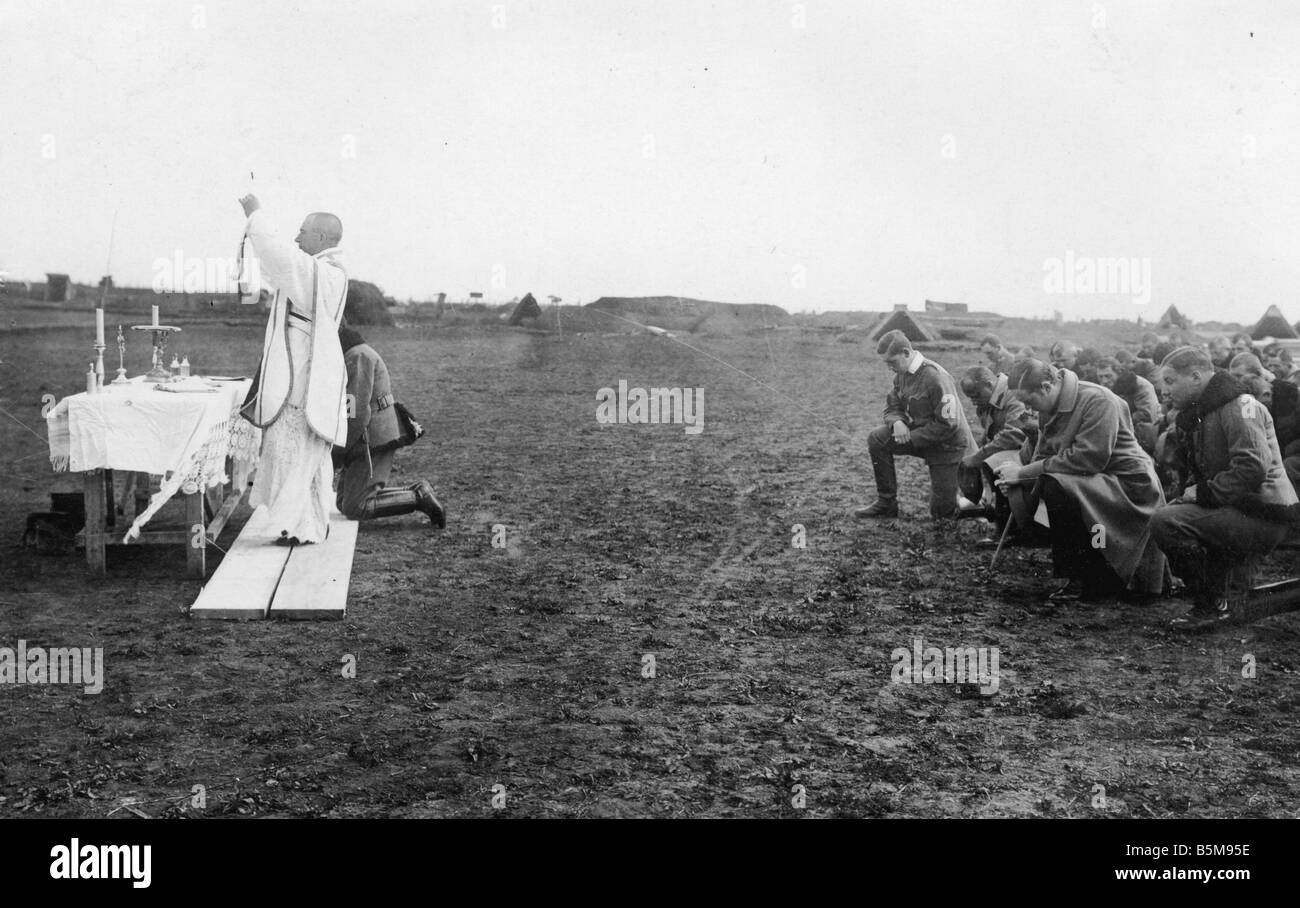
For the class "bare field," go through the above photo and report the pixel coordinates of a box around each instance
[1,323,1298,818]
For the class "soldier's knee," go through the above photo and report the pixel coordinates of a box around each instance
[337,488,367,520]
[1038,474,1071,509]
[1148,507,1181,544]
[867,427,891,452]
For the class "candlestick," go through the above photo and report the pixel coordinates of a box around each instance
[90,309,105,386]
[149,329,174,381]
[112,324,128,383]
[131,323,182,381]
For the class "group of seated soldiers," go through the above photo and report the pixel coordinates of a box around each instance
[857,328,1300,631]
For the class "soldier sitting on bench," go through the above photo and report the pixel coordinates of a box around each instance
[1150,346,1299,629]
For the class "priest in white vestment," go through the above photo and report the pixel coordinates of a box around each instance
[238,194,349,544]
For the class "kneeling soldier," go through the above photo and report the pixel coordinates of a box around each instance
[858,330,975,519]
[957,365,1032,538]
[994,359,1167,603]
[1151,346,1298,628]
[1095,356,1161,455]
[336,326,445,527]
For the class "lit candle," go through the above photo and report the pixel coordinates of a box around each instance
[152,305,160,326]
[95,308,105,345]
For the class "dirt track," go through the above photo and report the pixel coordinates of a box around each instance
[2,324,1298,817]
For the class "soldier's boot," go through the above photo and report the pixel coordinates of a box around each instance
[928,462,962,520]
[1171,548,1237,629]
[860,435,899,518]
[1195,551,1241,610]
[411,480,446,529]
[359,487,421,521]
[855,499,898,519]
[1226,556,1262,598]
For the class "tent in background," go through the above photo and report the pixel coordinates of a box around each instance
[1158,305,1190,330]
[870,309,935,343]
[507,292,543,326]
[1251,305,1297,340]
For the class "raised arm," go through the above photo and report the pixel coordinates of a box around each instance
[237,194,318,308]
[245,210,317,304]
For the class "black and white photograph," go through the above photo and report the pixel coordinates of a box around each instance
[0,0,1294,881]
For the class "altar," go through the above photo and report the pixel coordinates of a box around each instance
[46,376,260,577]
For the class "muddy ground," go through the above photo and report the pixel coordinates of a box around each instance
[1,321,1298,818]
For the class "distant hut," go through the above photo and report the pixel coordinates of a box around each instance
[924,299,968,314]
[45,273,71,302]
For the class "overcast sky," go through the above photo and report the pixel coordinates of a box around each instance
[2,0,1297,321]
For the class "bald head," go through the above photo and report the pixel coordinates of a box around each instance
[296,212,342,255]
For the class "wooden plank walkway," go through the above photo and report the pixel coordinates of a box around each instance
[190,507,288,620]
[268,513,357,620]
[190,508,357,620]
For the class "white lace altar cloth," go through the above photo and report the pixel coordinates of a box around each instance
[45,377,259,542]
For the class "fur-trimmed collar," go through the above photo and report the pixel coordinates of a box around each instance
[1175,370,1244,433]
[1195,369,1248,416]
